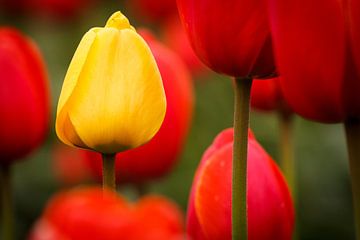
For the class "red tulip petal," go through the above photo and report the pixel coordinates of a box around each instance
[191,130,294,240]
[43,188,137,240]
[350,0,360,76]
[345,0,360,118]
[195,144,232,240]
[270,0,346,122]
[186,190,208,240]
[129,0,177,22]
[135,195,185,240]
[251,78,279,111]
[0,28,49,163]
[162,16,208,76]
[30,188,185,240]
[177,0,274,77]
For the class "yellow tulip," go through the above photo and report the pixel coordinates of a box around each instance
[55,11,166,154]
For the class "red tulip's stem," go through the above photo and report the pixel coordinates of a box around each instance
[279,112,298,240]
[1,164,13,240]
[345,120,360,240]
[279,112,295,196]
[232,77,252,240]
[102,154,116,192]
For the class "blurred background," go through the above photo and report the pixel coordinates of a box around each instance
[0,0,356,239]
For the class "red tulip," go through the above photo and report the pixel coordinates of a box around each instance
[29,187,185,240]
[52,143,91,185]
[0,0,27,14]
[26,0,95,20]
[176,0,275,78]
[187,129,294,240]
[85,30,193,184]
[128,0,178,23]
[251,78,291,113]
[269,3,360,238]
[177,2,277,238]
[162,16,209,77]
[268,0,360,123]
[0,27,49,165]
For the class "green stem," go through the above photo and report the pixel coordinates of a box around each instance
[279,112,295,196]
[344,120,360,239]
[232,77,252,240]
[1,164,13,240]
[102,154,116,191]
[279,112,298,240]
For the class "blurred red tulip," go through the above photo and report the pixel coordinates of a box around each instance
[84,30,194,184]
[29,187,185,240]
[52,143,91,186]
[0,27,50,165]
[162,16,209,77]
[269,0,360,123]
[251,78,291,114]
[176,0,275,78]
[128,0,178,23]
[0,0,28,14]
[134,195,185,240]
[27,0,95,20]
[187,129,294,240]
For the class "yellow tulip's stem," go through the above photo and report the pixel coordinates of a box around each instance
[344,120,360,240]
[279,112,295,196]
[232,77,252,240]
[102,154,116,191]
[1,164,13,240]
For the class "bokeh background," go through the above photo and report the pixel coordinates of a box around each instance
[0,1,355,239]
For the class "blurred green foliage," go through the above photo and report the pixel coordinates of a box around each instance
[0,1,356,239]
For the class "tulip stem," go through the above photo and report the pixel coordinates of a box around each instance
[279,112,298,240]
[102,154,116,191]
[279,112,295,196]
[345,120,360,240]
[1,164,13,240]
[232,77,252,240]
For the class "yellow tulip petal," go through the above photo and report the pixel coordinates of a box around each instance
[56,11,166,153]
[62,28,166,153]
[105,11,133,30]
[63,114,87,148]
[56,29,96,146]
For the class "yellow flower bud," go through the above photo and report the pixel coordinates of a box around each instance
[55,11,166,154]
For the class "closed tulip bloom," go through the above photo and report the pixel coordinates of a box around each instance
[55,12,166,154]
[84,30,194,184]
[0,27,50,164]
[176,0,275,78]
[269,1,360,238]
[269,0,360,123]
[187,129,294,240]
[29,187,185,240]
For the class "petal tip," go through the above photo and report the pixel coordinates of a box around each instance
[105,11,133,30]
